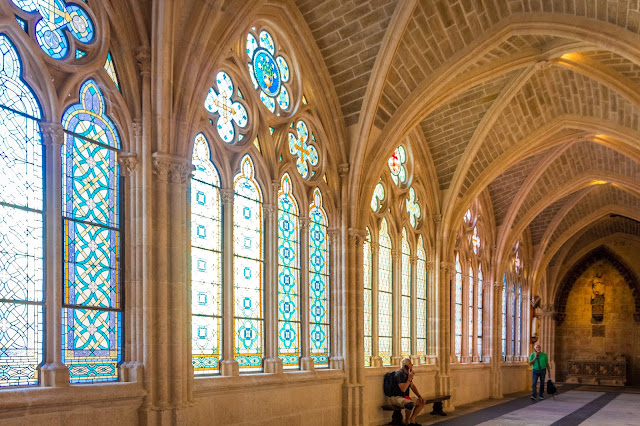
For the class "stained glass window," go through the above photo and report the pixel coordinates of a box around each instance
[61,79,122,383]
[454,253,462,361]
[477,266,483,361]
[277,174,299,369]
[510,284,516,355]
[471,226,480,254]
[516,284,522,357]
[205,71,249,144]
[371,182,384,212]
[416,236,427,363]
[104,52,120,91]
[309,188,329,367]
[401,229,411,358]
[191,133,222,375]
[288,120,318,179]
[468,267,473,358]
[233,155,263,371]
[11,0,95,60]
[501,274,507,360]
[388,145,406,185]
[464,209,472,223]
[406,187,421,228]
[363,228,372,367]
[0,34,44,387]
[514,250,521,274]
[378,219,392,366]
[246,29,291,113]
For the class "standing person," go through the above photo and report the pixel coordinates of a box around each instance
[529,343,550,400]
[388,358,426,426]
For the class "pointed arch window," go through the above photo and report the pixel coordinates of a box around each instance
[0,34,44,386]
[378,219,392,366]
[477,266,483,360]
[416,236,427,363]
[371,182,384,212]
[233,155,263,372]
[363,228,372,367]
[309,188,329,368]
[277,173,299,369]
[454,253,462,362]
[467,266,474,358]
[501,274,507,360]
[190,133,222,376]
[61,79,122,383]
[401,229,411,358]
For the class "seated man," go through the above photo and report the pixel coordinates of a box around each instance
[388,357,426,426]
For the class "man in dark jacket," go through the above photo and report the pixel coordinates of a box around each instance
[388,358,426,426]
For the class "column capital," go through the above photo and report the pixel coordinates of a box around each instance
[132,118,142,139]
[433,214,442,225]
[327,227,339,243]
[409,255,418,264]
[299,216,310,230]
[135,47,151,76]
[152,152,191,184]
[337,163,349,177]
[40,122,64,147]
[440,262,453,274]
[426,260,435,273]
[263,203,276,221]
[493,280,503,288]
[220,188,234,205]
[118,151,138,176]
[347,227,367,244]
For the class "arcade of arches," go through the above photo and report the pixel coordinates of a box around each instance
[1,1,640,425]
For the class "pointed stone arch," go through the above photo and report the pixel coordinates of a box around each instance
[553,246,640,323]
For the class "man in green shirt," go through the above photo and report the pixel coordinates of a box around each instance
[529,343,550,400]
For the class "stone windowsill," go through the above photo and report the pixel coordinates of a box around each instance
[500,361,529,367]
[194,368,346,394]
[449,361,491,370]
[364,363,439,378]
[0,381,146,412]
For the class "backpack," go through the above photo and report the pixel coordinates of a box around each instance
[383,371,395,397]
[547,379,557,395]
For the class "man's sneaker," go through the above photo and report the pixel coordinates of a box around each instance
[539,395,545,400]
[530,395,537,400]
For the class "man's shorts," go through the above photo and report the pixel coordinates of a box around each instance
[388,396,415,410]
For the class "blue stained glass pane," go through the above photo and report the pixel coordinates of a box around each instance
[62,79,121,383]
[15,16,27,32]
[191,134,222,375]
[104,52,120,91]
[309,188,329,367]
[278,174,299,369]
[0,35,44,387]
[75,49,85,58]
[62,308,121,382]
[13,0,95,60]
[233,156,263,371]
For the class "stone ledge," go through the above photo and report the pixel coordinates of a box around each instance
[499,362,529,368]
[193,368,345,394]
[450,362,491,371]
[364,363,439,378]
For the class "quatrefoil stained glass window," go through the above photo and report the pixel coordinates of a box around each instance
[288,120,319,179]
[371,182,385,212]
[388,145,406,185]
[246,29,291,114]
[11,0,95,60]
[406,187,421,228]
[205,71,249,144]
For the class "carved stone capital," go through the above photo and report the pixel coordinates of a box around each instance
[338,163,349,177]
[152,152,191,184]
[493,280,503,288]
[299,216,310,230]
[433,214,442,225]
[118,152,138,176]
[440,262,452,275]
[347,227,367,244]
[220,188,234,205]
[328,227,339,243]
[263,203,276,221]
[132,119,142,139]
[426,261,435,273]
[409,255,418,264]
[535,60,552,71]
[40,122,64,148]
[136,47,151,76]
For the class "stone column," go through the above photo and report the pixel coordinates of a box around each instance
[263,198,282,373]
[506,283,514,362]
[391,248,402,367]
[299,216,313,371]
[461,260,471,364]
[491,280,504,399]
[145,153,191,424]
[117,150,142,383]
[344,228,367,426]
[437,261,452,405]
[328,227,344,369]
[371,237,382,368]
[39,122,69,387]
[410,255,419,364]
[540,304,556,381]
[219,188,238,376]
[426,260,437,365]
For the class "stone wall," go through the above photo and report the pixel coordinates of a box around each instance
[555,259,640,384]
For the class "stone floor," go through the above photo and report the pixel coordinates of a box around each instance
[411,385,640,426]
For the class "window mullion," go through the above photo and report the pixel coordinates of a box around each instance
[299,216,312,369]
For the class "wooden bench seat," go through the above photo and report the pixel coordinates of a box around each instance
[382,395,450,425]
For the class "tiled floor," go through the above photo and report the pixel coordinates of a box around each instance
[412,385,640,426]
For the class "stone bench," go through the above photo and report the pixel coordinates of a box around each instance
[382,395,450,425]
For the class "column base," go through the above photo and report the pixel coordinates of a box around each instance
[371,357,383,367]
[221,360,239,376]
[391,356,402,367]
[301,357,315,371]
[330,356,345,370]
[263,357,283,374]
[410,355,421,365]
[40,362,70,387]
[120,361,143,383]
